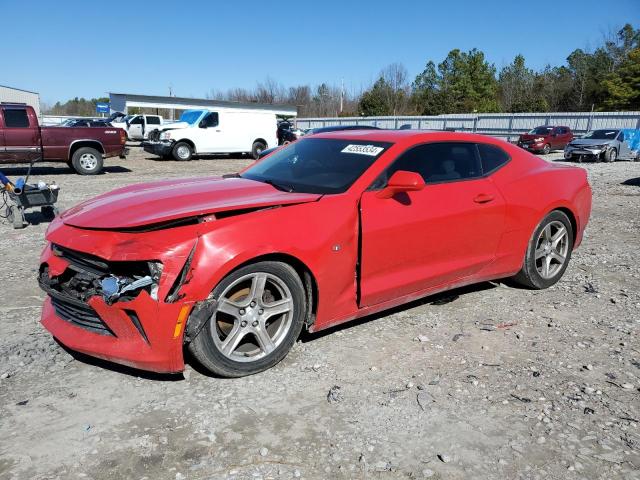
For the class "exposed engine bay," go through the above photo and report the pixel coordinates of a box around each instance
[39,244,162,306]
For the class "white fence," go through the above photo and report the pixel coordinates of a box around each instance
[295,111,640,141]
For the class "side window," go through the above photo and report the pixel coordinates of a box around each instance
[147,116,161,125]
[383,142,482,186]
[618,131,625,142]
[3,109,30,128]
[201,112,219,128]
[129,116,143,125]
[477,143,510,175]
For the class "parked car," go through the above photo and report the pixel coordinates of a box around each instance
[277,121,304,145]
[60,119,113,128]
[0,103,128,174]
[564,129,639,162]
[143,109,278,160]
[38,130,591,376]
[111,114,164,141]
[517,126,573,154]
[305,125,380,135]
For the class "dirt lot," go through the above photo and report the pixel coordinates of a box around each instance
[0,144,639,480]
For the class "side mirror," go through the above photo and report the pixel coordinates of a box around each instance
[376,170,425,199]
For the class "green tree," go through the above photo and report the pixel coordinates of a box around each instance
[601,48,640,110]
[358,78,393,116]
[412,49,500,115]
[498,55,548,112]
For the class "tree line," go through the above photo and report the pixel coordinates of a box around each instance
[45,24,638,118]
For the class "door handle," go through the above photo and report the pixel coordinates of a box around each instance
[473,193,494,204]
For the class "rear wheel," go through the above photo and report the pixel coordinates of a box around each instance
[513,210,574,289]
[71,147,103,175]
[542,143,551,155]
[251,141,267,160]
[188,261,306,377]
[172,142,193,161]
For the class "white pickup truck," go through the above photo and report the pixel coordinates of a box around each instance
[111,114,164,141]
[142,109,278,160]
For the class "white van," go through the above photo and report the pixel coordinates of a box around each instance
[142,109,277,160]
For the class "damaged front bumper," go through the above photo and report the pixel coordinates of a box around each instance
[564,146,604,159]
[38,224,204,373]
[142,140,173,157]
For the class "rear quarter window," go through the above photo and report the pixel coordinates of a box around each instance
[477,143,510,175]
[3,109,30,128]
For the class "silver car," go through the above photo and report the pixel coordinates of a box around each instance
[564,129,637,162]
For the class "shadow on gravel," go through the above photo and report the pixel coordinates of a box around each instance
[58,341,183,381]
[0,165,132,176]
[622,177,640,187]
[300,281,500,343]
[145,155,251,162]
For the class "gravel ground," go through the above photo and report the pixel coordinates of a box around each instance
[0,144,639,480]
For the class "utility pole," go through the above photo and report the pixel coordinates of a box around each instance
[169,85,174,121]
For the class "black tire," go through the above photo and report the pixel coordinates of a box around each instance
[542,143,551,155]
[71,147,103,175]
[7,205,25,229]
[513,210,574,289]
[172,142,193,161]
[251,140,267,160]
[604,148,617,163]
[188,261,307,377]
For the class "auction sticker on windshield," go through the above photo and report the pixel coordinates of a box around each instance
[341,144,385,156]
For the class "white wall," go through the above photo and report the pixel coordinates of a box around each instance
[0,86,41,118]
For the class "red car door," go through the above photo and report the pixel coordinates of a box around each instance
[358,142,506,308]
[0,107,40,162]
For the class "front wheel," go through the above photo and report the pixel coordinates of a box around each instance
[71,147,103,175]
[172,142,193,161]
[542,143,551,155]
[512,210,574,289]
[188,261,307,377]
[604,148,617,163]
[251,141,267,160]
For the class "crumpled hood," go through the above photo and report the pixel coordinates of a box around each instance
[569,138,614,146]
[157,122,190,132]
[61,177,321,230]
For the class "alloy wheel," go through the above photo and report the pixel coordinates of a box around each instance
[176,145,190,159]
[534,220,569,279]
[79,153,97,170]
[210,272,294,362]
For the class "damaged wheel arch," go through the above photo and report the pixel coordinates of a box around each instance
[182,252,318,346]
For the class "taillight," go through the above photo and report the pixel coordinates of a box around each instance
[120,130,126,144]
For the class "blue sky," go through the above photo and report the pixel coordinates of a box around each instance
[3,0,638,105]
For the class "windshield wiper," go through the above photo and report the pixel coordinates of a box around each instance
[261,178,296,192]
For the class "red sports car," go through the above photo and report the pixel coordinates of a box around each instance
[38,130,592,377]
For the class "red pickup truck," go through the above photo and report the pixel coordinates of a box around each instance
[0,103,128,175]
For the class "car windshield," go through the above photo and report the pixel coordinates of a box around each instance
[528,127,552,135]
[241,138,392,194]
[583,129,619,140]
[178,110,204,125]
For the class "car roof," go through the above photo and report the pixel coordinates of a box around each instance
[310,129,507,144]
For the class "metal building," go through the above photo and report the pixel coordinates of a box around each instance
[109,92,297,118]
[0,85,41,117]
